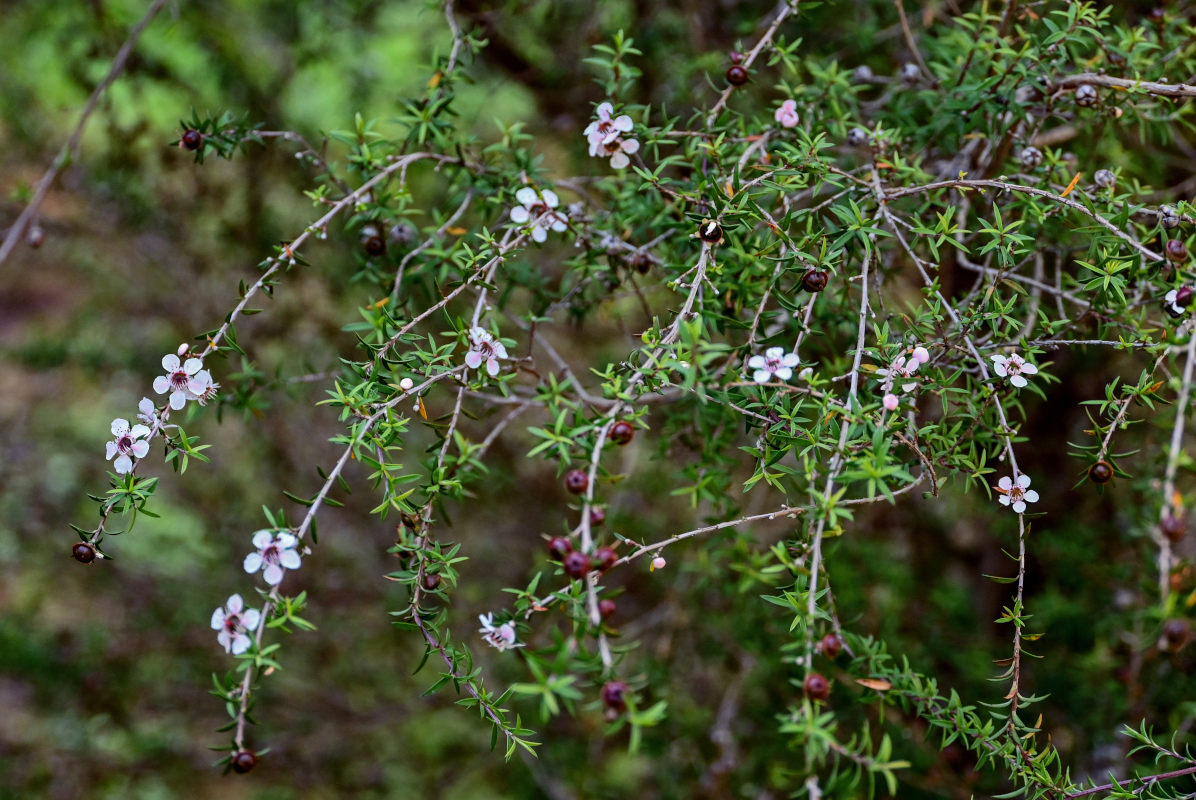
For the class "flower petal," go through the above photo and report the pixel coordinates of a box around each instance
[106,442,117,460]
[277,533,297,549]
[252,530,274,549]
[231,633,251,655]
[153,376,170,395]
[781,353,800,368]
[541,190,559,208]
[747,356,766,369]
[595,102,613,119]
[465,351,483,369]
[111,418,129,436]
[162,353,180,371]
[753,369,772,384]
[169,391,187,411]
[279,550,301,570]
[1016,474,1032,489]
[1023,490,1040,503]
[1012,500,1027,513]
[129,424,150,439]
[613,115,633,132]
[515,187,538,205]
[113,455,132,474]
[998,476,1013,491]
[183,358,203,375]
[765,347,783,359]
[1011,375,1027,388]
[263,564,284,586]
[242,609,261,630]
[532,226,547,243]
[211,608,225,630]
[1020,363,1039,375]
[620,138,640,155]
[999,495,1012,506]
[509,206,530,224]
[609,152,630,169]
[487,358,500,377]
[243,553,263,574]
[912,346,930,363]
[227,594,244,613]
[774,367,793,381]
[131,441,149,459]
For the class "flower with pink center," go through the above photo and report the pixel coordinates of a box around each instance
[584,102,639,169]
[510,187,568,243]
[210,593,261,655]
[478,613,524,652]
[152,353,208,410]
[105,418,151,474]
[774,99,799,128]
[243,530,302,586]
[996,473,1040,514]
[877,346,930,393]
[748,346,800,384]
[465,327,508,377]
[991,351,1038,388]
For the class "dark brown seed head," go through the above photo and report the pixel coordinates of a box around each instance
[1162,514,1187,543]
[231,749,258,774]
[181,129,203,151]
[725,65,749,86]
[1163,618,1192,652]
[601,680,629,711]
[1166,239,1188,262]
[599,598,617,619]
[563,551,592,579]
[1089,460,1113,484]
[595,546,618,571]
[803,672,830,701]
[565,469,589,495]
[819,633,844,658]
[589,506,606,527]
[421,573,441,591]
[802,269,829,293]
[72,542,97,564]
[697,219,723,245]
[547,536,573,561]
[609,421,635,445]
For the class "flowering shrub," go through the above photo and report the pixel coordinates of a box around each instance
[16,0,1196,795]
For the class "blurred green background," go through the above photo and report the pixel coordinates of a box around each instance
[2,1,1195,798]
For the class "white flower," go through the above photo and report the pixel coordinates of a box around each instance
[774,99,799,129]
[243,530,302,586]
[465,327,509,377]
[991,352,1038,388]
[136,397,159,428]
[510,187,568,243]
[748,347,800,384]
[877,355,923,393]
[478,613,524,652]
[192,369,219,406]
[105,418,150,474]
[997,474,1040,514]
[151,353,208,410]
[584,102,639,169]
[210,593,261,655]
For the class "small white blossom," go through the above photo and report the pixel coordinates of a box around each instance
[991,352,1038,388]
[478,613,524,652]
[210,593,261,655]
[584,102,639,169]
[136,397,159,428]
[465,327,508,377]
[748,347,800,384]
[510,187,568,243]
[774,99,799,129]
[152,353,208,410]
[243,530,302,586]
[997,474,1040,514]
[105,418,151,474]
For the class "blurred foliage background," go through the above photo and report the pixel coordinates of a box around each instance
[2,0,1195,798]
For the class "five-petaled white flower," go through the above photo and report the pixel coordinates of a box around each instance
[465,327,508,377]
[510,187,568,243]
[478,613,524,652]
[584,102,640,169]
[748,347,800,384]
[243,530,302,586]
[774,99,799,129]
[877,346,930,393]
[210,593,262,655]
[997,474,1040,514]
[105,418,150,474]
[991,352,1038,388]
[152,353,210,410]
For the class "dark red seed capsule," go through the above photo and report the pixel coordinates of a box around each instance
[181,129,203,151]
[547,536,573,561]
[565,469,589,495]
[602,680,629,711]
[564,551,592,579]
[1089,460,1113,484]
[803,672,830,701]
[72,542,97,564]
[725,65,749,86]
[231,749,258,774]
[609,421,634,445]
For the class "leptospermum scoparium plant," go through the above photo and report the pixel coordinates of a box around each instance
[60,0,1196,795]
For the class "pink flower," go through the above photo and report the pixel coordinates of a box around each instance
[584,102,639,169]
[997,474,1040,514]
[243,530,302,586]
[465,327,508,376]
[210,594,261,655]
[991,352,1038,388]
[152,353,208,411]
[774,99,799,128]
[478,613,524,652]
[105,418,150,474]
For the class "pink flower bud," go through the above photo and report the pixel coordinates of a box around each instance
[883,393,899,411]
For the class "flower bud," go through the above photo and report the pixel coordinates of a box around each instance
[601,680,629,712]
